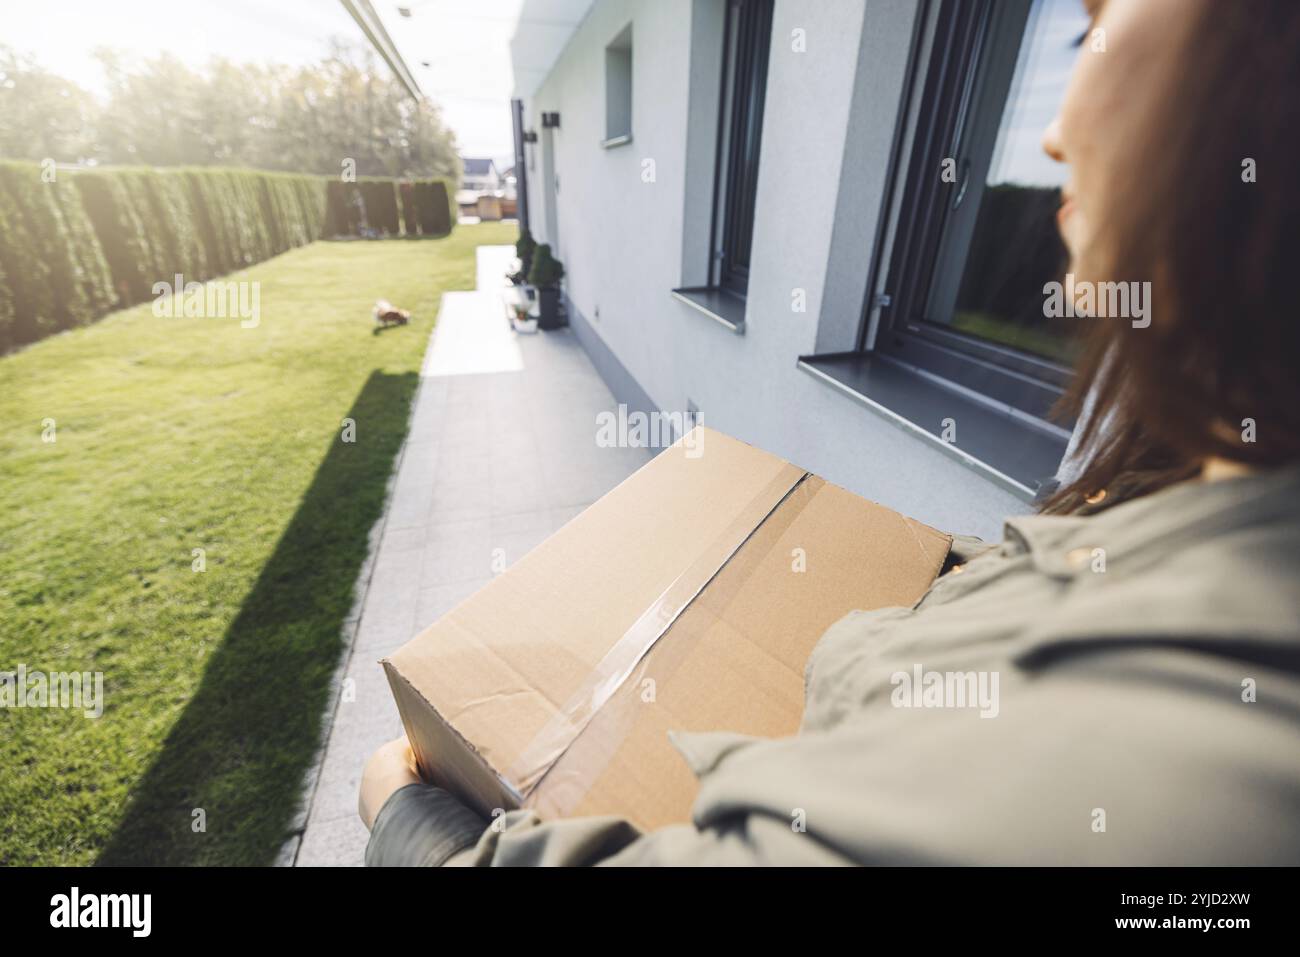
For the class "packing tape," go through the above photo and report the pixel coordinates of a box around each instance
[504,468,811,797]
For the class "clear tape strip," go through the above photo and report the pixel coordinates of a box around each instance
[504,469,811,797]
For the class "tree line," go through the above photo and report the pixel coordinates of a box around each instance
[0,41,460,180]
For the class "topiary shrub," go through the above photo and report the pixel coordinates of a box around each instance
[527,243,565,288]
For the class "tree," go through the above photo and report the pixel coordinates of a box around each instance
[0,42,460,180]
[0,48,99,163]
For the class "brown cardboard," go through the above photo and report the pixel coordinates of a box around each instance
[382,427,951,829]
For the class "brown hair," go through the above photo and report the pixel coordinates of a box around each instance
[1043,0,1300,515]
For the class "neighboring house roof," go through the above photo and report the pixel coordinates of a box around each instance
[461,158,497,177]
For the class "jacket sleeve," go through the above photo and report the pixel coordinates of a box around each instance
[366,782,844,866]
[364,784,489,866]
[363,782,694,866]
[446,810,845,866]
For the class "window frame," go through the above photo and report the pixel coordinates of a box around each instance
[602,23,634,148]
[865,0,1076,424]
[708,0,775,298]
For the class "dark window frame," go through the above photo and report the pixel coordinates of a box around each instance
[709,0,775,298]
[865,0,1074,424]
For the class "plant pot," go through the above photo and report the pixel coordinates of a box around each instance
[512,315,539,334]
[537,286,564,330]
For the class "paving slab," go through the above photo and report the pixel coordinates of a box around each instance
[290,245,653,866]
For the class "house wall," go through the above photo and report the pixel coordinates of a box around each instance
[520,0,1029,541]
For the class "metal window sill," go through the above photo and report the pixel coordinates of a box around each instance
[670,287,746,334]
[600,133,633,149]
[797,351,1069,501]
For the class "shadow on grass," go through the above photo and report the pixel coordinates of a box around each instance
[97,369,420,865]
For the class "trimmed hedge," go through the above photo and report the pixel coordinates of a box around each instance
[0,161,117,345]
[323,176,454,239]
[359,180,401,236]
[411,180,455,238]
[399,182,418,236]
[0,163,456,351]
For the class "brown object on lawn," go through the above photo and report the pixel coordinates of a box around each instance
[373,299,411,327]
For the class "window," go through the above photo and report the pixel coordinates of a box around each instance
[873,0,1091,422]
[603,25,633,147]
[710,0,775,297]
[799,0,1084,496]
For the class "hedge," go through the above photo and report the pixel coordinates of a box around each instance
[359,180,401,236]
[323,177,454,239]
[0,162,456,351]
[0,258,12,336]
[411,180,455,238]
[399,182,418,236]
[0,161,116,345]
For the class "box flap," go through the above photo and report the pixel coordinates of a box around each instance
[384,426,951,824]
[386,428,805,798]
[526,475,952,827]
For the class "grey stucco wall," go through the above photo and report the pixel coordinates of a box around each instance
[521,0,1030,541]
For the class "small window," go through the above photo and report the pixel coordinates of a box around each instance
[710,0,774,297]
[603,25,633,147]
[875,0,1091,420]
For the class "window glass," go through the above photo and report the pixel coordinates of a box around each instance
[924,0,1090,364]
[713,0,773,296]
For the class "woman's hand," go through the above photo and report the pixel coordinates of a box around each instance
[359,735,423,830]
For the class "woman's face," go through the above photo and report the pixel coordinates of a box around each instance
[1042,0,1201,282]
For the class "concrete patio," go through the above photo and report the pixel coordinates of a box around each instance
[285,244,653,866]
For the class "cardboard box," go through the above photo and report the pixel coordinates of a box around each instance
[382,427,951,830]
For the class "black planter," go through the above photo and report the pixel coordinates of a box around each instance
[537,286,564,330]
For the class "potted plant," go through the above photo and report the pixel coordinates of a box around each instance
[511,228,537,285]
[527,243,566,330]
[511,302,538,334]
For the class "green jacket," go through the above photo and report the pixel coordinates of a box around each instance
[366,466,1300,865]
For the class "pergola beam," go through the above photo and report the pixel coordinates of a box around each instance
[338,0,424,101]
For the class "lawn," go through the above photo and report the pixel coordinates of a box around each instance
[0,221,514,865]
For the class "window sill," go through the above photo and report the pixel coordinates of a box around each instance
[600,133,633,149]
[670,287,746,334]
[796,351,1069,501]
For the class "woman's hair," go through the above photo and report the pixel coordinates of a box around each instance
[1043,0,1300,515]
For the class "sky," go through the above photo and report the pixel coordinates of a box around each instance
[0,0,519,167]
[380,0,531,168]
[2,0,1082,178]
[989,0,1091,187]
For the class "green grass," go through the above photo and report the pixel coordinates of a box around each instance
[0,222,514,865]
[950,310,1080,364]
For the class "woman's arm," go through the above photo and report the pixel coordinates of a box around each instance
[359,735,828,866]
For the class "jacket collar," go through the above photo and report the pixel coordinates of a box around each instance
[1003,463,1300,581]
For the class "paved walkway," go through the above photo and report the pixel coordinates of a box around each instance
[287,245,652,866]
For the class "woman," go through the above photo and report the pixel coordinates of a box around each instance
[359,0,1300,865]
